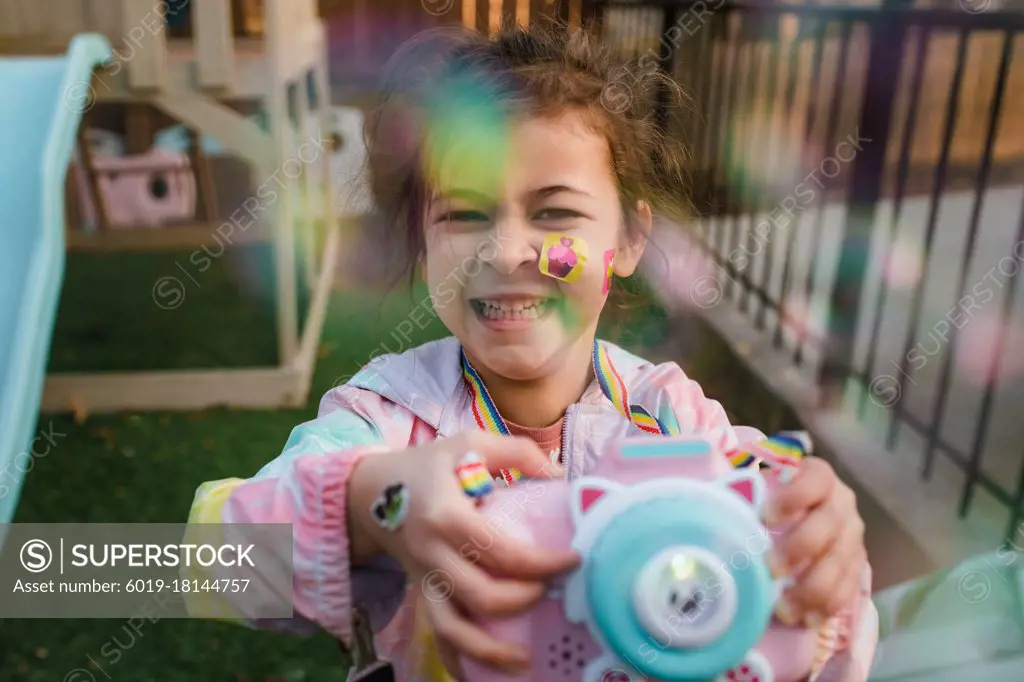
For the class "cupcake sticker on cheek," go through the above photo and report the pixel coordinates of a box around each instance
[540,233,588,283]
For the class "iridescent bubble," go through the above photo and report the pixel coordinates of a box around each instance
[957,313,1024,384]
[422,76,511,199]
[884,239,925,289]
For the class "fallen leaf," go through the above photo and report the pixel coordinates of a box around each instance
[70,395,89,425]
[34,647,47,659]
[92,427,117,444]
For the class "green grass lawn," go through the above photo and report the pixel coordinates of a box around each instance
[2,246,669,681]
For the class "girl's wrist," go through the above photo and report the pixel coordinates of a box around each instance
[346,449,394,564]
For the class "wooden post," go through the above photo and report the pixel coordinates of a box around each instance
[124,103,152,155]
[500,0,516,28]
[265,0,300,366]
[121,0,168,91]
[187,128,220,222]
[476,0,489,34]
[193,0,237,91]
[75,111,111,232]
[295,66,317,293]
[313,19,337,283]
[568,0,582,29]
[64,163,82,235]
[353,0,368,65]
[529,0,550,27]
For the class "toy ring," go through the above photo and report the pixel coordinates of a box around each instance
[455,451,494,501]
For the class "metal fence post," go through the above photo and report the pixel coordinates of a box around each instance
[819,1,912,407]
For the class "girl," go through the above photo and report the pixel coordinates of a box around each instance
[188,22,876,682]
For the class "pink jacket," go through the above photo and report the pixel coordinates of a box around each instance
[187,337,877,680]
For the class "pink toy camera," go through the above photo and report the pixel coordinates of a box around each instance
[460,437,817,682]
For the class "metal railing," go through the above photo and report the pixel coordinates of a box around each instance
[598,0,1024,538]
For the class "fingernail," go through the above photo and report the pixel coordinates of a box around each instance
[767,550,787,578]
[763,503,782,527]
[778,466,799,485]
[775,596,800,625]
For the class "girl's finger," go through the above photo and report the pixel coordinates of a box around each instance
[444,507,580,580]
[786,521,865,621]
[765,458,836,526]
[424,591,531,673]
[465,432,563,479]
[772,492,848,575]
[430,546,548,618]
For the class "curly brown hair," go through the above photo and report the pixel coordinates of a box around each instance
[365,18,693,285]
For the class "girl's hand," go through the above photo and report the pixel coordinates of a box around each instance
[764,458,867,627]
[349,431,580,674]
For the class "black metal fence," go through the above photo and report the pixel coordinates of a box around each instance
[597,0,1024,538]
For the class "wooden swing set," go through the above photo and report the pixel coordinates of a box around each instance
[0,0,342,412]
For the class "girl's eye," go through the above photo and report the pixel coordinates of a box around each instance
[535,208,584,221]
[439,210,490,223]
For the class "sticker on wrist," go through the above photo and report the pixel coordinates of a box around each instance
[371,483,409,531]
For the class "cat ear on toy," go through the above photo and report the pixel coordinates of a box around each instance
[540,233,588,283]
[718,469,766,511]
[570,477,622,525]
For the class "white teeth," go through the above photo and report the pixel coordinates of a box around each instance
[477,299,549,321]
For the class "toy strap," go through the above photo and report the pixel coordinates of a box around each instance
[461,340,678,483]
[461,342,810,477]
[727,430,811,471]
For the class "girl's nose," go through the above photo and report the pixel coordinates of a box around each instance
[485,219,538,277]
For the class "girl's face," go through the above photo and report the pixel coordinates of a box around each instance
[422,110,650,381]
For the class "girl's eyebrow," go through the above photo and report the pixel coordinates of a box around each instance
[533,185,594,200]
[430,188,493,205]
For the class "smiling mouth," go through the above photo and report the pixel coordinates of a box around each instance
[470,298,554,321]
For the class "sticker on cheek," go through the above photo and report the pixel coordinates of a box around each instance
[371,482,410,531]
[602,249,615,295]
[540,233,588,283]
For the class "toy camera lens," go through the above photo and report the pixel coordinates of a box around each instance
[632,546,738,649]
